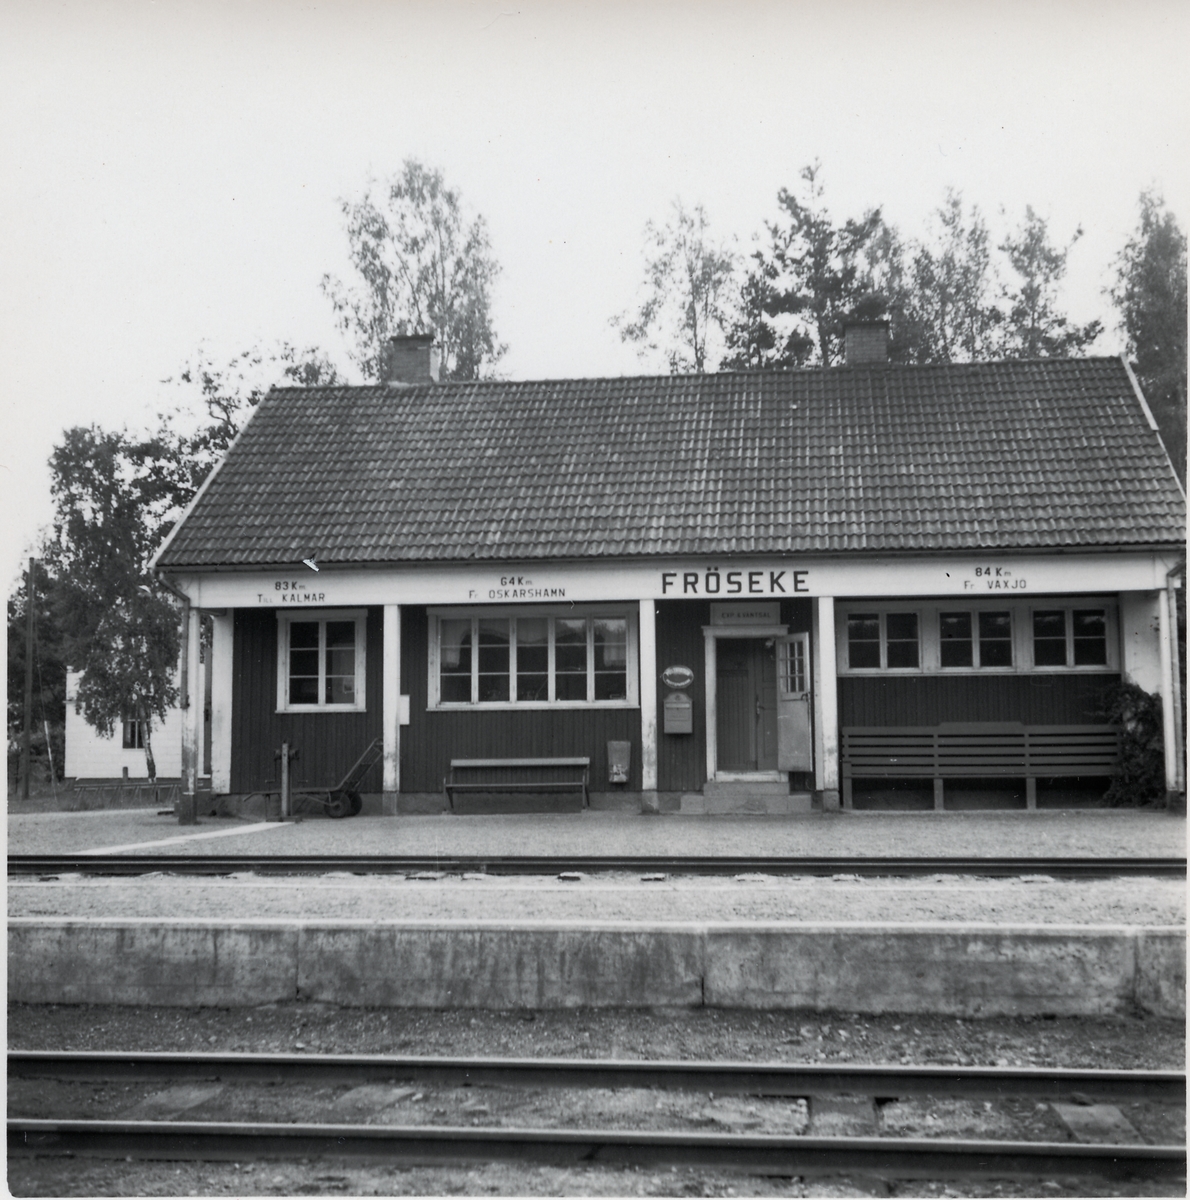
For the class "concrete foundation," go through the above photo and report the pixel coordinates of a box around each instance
[9,919,1184,1017]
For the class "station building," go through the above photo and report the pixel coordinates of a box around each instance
[151,329,1186,816]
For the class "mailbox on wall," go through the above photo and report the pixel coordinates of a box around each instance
[663,691,693,734]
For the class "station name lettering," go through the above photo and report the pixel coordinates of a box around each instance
[661,569,807,596]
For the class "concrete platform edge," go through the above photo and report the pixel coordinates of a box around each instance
[8,919,1185,1018]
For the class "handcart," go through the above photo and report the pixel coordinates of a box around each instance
[291,737,383,819]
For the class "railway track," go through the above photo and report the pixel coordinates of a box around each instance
[9,854,1187,878]
[9,1051,1185,1184]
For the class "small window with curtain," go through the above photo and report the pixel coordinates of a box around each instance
[277,610,367,712]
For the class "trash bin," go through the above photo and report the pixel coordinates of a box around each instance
[607,740,632,784]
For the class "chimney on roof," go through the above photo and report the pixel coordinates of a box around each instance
[382,333,440,384]
[843,320,890,365]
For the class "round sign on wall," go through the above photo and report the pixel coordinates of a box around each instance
[660,665,695,690]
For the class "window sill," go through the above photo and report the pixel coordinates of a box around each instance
[276,705,368,714]
[840,666,1117,677]
[430,701,638,712]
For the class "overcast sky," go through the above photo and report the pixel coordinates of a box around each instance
[2,0,1187,589]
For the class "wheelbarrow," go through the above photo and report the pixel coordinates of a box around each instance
[291,737,383,819]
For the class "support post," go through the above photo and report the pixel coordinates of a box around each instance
[21,557,34,799]
[209,613,233,795]
[814,596,840,811]
[1157,587,1180,807]
[1166,579,1185,801]
[382,604,401,815]
[178,601,201,825]
[638,599,658,809]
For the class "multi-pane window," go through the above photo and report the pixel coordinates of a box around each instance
[278,612,366,711]
[939,610,1012,668]
[434,612,633,706]
[840,601,1113,674]
[122,719,145,749]
[1032,608,1108,668]
[846,612,919,670]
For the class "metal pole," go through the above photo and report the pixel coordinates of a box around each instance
[21,557,34,799]
[280,742,291,819]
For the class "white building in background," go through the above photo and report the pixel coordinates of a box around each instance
[64,670,184,779]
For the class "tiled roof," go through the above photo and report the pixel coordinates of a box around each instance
[157,358,1185,568]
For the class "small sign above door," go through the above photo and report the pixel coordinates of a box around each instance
[710,602,780,626]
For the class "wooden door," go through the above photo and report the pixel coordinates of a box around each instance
[716,639,778,772]
[777,633,813,772]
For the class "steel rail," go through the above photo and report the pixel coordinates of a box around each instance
[10,1051,1185,1105]
[8,1119,1185,1181]
[9,854,1187,879]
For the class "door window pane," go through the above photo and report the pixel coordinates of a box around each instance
[978,611,1013,667]
[555,619,588,700]
[516,618,549,701]
[1072,610,1108,665]
[847,614,881,668]
[477,619,510,702]
[885,612,919,668]
[593,618,627,700]
[939,612,973,667]
[783,638,807,693]
[1033,610,1067,666]
[440,618,472,702]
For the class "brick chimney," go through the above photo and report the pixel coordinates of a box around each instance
[382,333,440,384]
[843,320,889,365]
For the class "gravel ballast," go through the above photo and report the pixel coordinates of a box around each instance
[8,871,1185,925]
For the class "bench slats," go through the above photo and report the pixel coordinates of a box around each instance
[841,724,1120,811]
[445,757,591,811]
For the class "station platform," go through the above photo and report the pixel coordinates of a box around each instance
[8,808,1185,1021]
[7,805,1186,859]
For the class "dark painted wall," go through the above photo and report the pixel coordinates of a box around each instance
[839,672,1119,727]
[653,598,813,792]
[231,608,383,793]
[400,607,642,792]
[655,599,709,792]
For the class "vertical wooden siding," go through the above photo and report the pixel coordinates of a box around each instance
[400,607,642,792]
[653,599,812,793]
[838,673,1120,727]
[230,608,383,793]
[655,600,709,792]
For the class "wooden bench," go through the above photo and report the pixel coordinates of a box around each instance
[840,723,1121,810]
[444,757,590,811]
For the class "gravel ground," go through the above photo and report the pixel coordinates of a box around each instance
[7,808,1186,860]
[8,872,1185,925]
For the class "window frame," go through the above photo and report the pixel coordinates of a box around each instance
[843,610,922,672]
[276,609,368,713]
[836,597,1118,676]
[428,606,639,710]
[121,719,145,750]
[1027,604,1114,671]
[937,608,1015,672]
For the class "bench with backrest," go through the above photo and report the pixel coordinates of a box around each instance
[444,757,590,811]
[840,723,1121,810]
